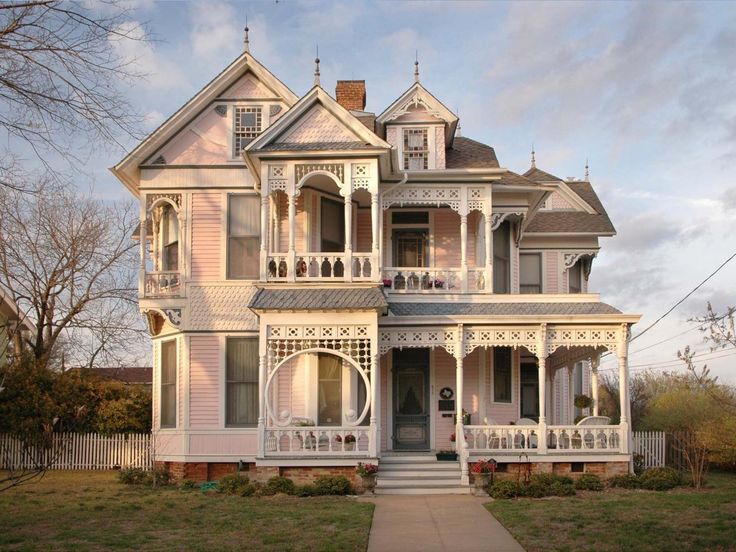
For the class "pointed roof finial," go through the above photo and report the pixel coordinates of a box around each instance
[243,17,250,53]
[414,51,420,83]
[313,45,321,87]
[584,158,590,180]
[456,106,462,137]
[531,144,536,168]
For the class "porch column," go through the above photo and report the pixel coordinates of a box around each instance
[257,352,268,458]
[370,353,379,457]
[618,328,630,453]
[371,193,380,282]
[460,213,468,292]
[484,211,493,293]
[536,325,548,453]
[344,192,353,282]
[591,357,600,416]
[260,194,270,281]
[287,193,296,281]
[138,198,146,298]
[567,365,575,424]
[455,351,469,484]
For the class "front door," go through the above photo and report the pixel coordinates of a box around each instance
[393,348,430,450]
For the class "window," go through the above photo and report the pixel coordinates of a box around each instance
[393,229,429,267]
[320,198,345,252]
[520,253,542,294]
[493,221,510,293]
[318,354,342,425]
[160,340,177,428]
[403,128,429,170]
[493,347,512,403]
[392,211,429,225]
[226,338,259,427]
[228,195,260,279]
[161,204,179,271]
[233,106,262,156]
[569,260,582,293]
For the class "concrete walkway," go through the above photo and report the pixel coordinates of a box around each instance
[363,495,525,552]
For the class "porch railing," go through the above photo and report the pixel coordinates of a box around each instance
[263,426,373,456]
[144,271,181,297]
[266,253,373,282]
[465,424,623,453]
[382,267,487,293]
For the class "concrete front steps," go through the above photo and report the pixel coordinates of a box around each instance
[375,454,470,495]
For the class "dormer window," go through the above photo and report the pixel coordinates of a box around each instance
[403,128,428,170]
[233,106,262,156]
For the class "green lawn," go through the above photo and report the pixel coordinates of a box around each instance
[0,471,373,551]
[486,471,736,552]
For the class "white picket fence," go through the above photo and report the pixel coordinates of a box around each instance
[0,433,152,470]
[633,431,666,469]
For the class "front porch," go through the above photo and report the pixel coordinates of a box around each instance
[253,306,635,484]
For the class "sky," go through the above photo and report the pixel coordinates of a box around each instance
[58,0,736,381]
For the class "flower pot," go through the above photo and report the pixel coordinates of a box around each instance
[361,474,377,494]
[436,452,458,461]
[473,473,490,488]
[344,441,355,451]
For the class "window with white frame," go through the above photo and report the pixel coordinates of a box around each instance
[403,128,429,170]
[160,204,179,271]
[160,340,177,428]
[493,347,512,403]
[226,337,259,427]
[227,195,260,279]
[519,253,542,294]
[233,106,262,156]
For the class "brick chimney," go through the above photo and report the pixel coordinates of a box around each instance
[335,80,366,111]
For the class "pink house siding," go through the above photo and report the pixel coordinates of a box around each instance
[462,348,480,422]
[189,434,257,455]
[434,209,461,267]
[189,335,220,428]
[356,209,371,252]
[276,193,307,252]
[434,349,455,450]
[380,354,389,451]
[545,251,559,293]
[191,193,222,280]
[276,355,306,419]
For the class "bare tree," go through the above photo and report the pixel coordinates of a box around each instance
[0,0,149,188]
[0,181,146,369]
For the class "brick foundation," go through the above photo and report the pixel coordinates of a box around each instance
[488,461,629,481]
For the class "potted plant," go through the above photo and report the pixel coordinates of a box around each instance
[471,458,497,493]
[356,462,378,493]
[574,394,593,410]
[436,449,458,461]
[453,409,472,426]
[337,434,356,451]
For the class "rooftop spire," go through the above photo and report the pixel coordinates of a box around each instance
[243,17,250,53]
[313,45,321,87]
[456,107,462,137]
[531,145,536,168]
[584,158,590,180]
[414,51,420,83]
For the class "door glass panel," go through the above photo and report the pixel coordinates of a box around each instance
[318,354,342,425]
[393,229,428,267]
[397,370,426,415]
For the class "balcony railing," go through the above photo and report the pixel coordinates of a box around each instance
[382,267,486,293]
[266,253,373,282]
[263,426,373,456]
[144,271,181,297]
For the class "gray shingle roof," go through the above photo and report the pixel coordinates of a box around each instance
[523,166,563,182]
[445,137,500,168]
[259,141,383,151]
[526,181,615,234]
[388,302,621,317]
[249,287,388,311]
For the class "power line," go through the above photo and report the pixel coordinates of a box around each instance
[597,346,736,372]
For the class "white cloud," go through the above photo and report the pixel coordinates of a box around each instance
[189,1,241,61]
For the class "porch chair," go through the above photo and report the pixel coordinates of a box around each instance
[576,416,611,426]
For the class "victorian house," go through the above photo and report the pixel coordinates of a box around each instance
[112,36,639,492]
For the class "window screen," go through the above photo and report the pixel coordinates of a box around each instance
[493,221,510,293]
[493,347,512,403]
[520,253,542,294]
[226,338,259,427]
[160,340,177,428]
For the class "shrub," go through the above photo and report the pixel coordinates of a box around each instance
[633,453,646,476]
[314,475,353,495]
[640,468,684,491]
[217,474,252,495]
[118,468,172,487]
[295,484,318,497]
[607,474,642,489]
[180,479,198,490]
[574,474,604,491]
[640,467,684,491]
[549,481,576,496]
[265,476,296,495]
[530,473,573,487]
[487,480,522,499]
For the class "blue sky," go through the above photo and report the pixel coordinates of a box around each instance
[82,1,736,380]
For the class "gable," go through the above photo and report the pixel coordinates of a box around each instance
[218,71,279,100]
[275,104,358,144]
